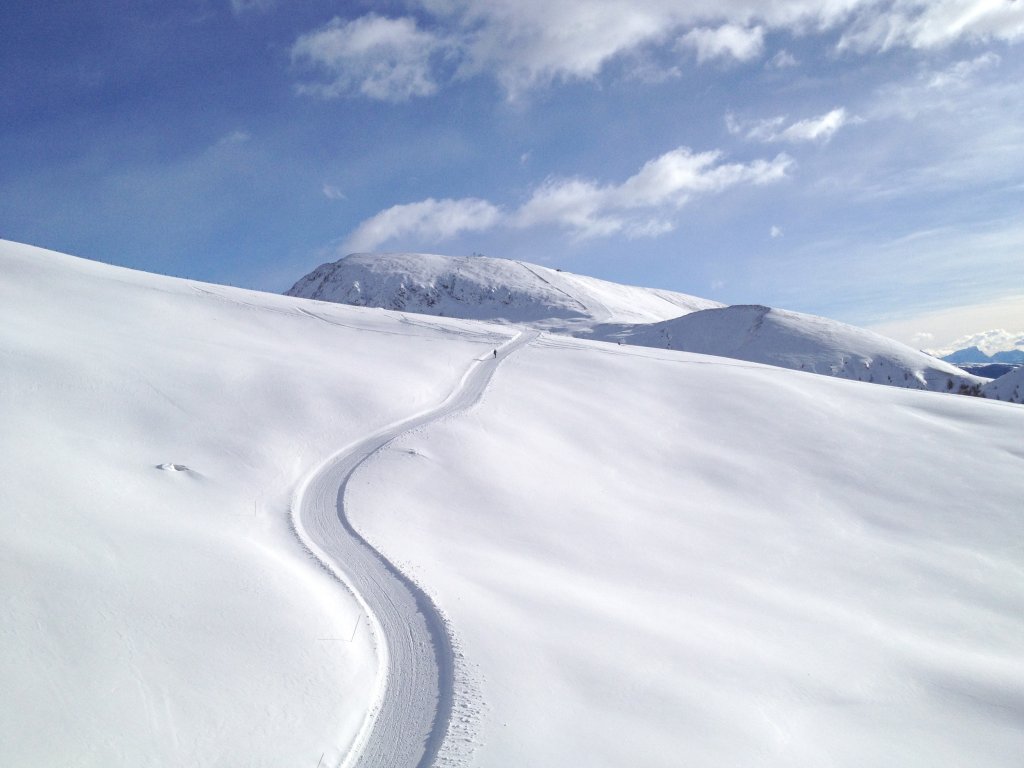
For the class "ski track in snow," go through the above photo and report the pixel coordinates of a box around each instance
[293,329,536,768]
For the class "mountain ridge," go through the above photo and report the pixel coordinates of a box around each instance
[288,252,985,395]
[285,252,721,333]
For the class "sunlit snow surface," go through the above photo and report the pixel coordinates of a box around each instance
[352,339,1024,766]
[287,252,982,395]
[0,240,505,766]
[3,240,1024,767]
[286,251,721,332]
[983,366,1024,403]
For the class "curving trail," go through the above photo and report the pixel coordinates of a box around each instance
[293,329,535,768]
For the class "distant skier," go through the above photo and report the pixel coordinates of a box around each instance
[492,349,497,359]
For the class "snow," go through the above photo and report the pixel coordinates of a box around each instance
[0,240,508,766]
[293,330,532,768]
[597,303,987,393]
[4,239,1024,767]
[351,334,1024,767]
[982,366,1024,403]
[286,251,720,333]
[288,252,983,395]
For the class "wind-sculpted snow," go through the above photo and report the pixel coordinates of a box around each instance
[597,304,986,393]
[286,251,719,333]
[293,330,535,768]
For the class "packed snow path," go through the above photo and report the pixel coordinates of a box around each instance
[294,330,535,768]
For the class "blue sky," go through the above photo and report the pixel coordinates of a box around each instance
[3,0,1022,352]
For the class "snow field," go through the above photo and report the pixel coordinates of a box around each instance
[292,330,528,768]
[5,240,1023,767]
[349,334,1024,767]
[0,241,508,766]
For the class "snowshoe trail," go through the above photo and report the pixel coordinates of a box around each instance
[293,329,536,768]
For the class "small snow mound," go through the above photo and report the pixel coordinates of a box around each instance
[156,463,190,472]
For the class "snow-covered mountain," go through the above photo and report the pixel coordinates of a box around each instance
[289,252,983,395]
[6,239,1024,768]
[943,345,1024,365]
[285,251,721,333]
[982,366,1024,403]
[597,304,987,394]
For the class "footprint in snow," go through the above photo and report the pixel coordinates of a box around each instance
[156,463,190,472]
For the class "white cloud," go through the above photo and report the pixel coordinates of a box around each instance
[514,147,792,238]
[448,1,673,96]
[433,0,869,95]
[344,197,503,251]
[779,108,851,142]
[771,225,784,238]
[839,1,1024,51]
[728,108,852,143]
[289,3,1024,99]
[943,328,1024,356]
[871,294,1024,353]
[344,146,793,248]
[291,15,446,101]
[678,24,765,63]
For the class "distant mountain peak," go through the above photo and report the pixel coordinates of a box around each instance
[286,251,985,395]
[286,252,720,333]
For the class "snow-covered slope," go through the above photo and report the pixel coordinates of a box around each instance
[285,252,720,333]
[982,366,1024,403]
[598,304,986,393]
[351,336,1024,767]
[287,252,984,395]
[6,240,1024,768]
[0,240,511,767]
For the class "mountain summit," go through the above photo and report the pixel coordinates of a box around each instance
[285,252,721,333]
[288,252,984,395]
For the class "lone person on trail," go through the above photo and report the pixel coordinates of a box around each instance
[493,349,497,359]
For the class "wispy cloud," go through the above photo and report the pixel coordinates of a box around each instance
[289,3,1024,100]
[839,1,1024,52]
[727,108,852,144]
[925,51,1001,90]
[345,197,502,251]
[343,146,793,249]
[678,25,765,63]
[514,147,792,238]
[322,184,346,201]
[768,49,799,68]
[291,14,447,101]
